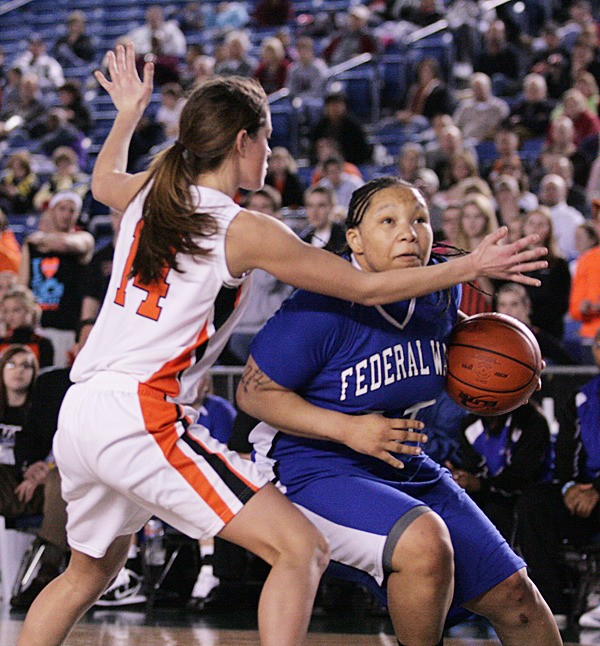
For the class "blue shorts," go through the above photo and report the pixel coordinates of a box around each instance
[284,455,525,614]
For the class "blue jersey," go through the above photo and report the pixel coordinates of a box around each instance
[250,257,461,488]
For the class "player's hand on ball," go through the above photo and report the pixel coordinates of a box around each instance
[346,414,427,469]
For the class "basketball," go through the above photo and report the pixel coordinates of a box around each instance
[446,313,543,416]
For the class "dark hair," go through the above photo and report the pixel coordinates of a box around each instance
[346,176,414,230]
[133,76,268,284]
[0,345,38,419]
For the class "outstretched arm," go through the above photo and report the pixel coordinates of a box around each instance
[227,211,548,306]
[91,42,154,211]
[237,356,427,470]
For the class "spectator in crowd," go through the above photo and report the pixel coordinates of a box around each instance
[310,91,372,166]
[227,187,295,365]
[80,209,121,322]
[455,193,498,315]
[398,0,445,26]
[446,400,552,543]
[569,37,600,90]
[253,37,289,95]
[0,285,54,368]
[522,207,572,340]
[569,227,600,361]
[0,345,40,523]
[426,123,477,190]
[541,115,592,188]
[52,10,96,67]
[0,271,18,335]
[515,328,600,628]
[264,146,305,209]
[19,191,94,366]
[538,173,585,260]
[322,5,379,67]
[485,126,522,184]
[56,81,92,136]
[176,1,206,34]
[0,209,21,276]
[252,0,294,27]
[186,54,215,90]
[1,66,23,113]
[434,202,461,247]
[494,158,539,212]
[551,89,600,147]
[545,154,590,217]
[508,73,554,141]
[0,73,48,142]
[495,282,579,366]
[0,151,40,215]
[453,73,510,144]
[584,146,600,204]
[474,19,522,97]
[33,146,89,215]
[396,57,454,126]
[441,150,481,205]
[126,5,186,84]
[317,156,364,210]
[127,5,186,58]
[210,2,251,36]
[396,142,426,184]
[573,70,600,116]
[37,108,85,163]
[414,168,444,235]
[529,21,571,101]
[12,34,64,95]
[178,43,207,89]
[310,137,363,185]
[214,30,257,78]
[571,221,600,275]
[285,37,328,101]
[493,175,526,228]
[155,82,186,141]
[300,184,346,252]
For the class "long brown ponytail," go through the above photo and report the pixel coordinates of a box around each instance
[132,76,268,284]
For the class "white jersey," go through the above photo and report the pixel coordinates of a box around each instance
[72,185,251,404]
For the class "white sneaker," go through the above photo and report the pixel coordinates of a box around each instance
[95,568,146,607]
[581,604,600,628]
[190,565,220,600]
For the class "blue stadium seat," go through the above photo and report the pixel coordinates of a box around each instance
[269,100,299,156]
[330,64,380,124]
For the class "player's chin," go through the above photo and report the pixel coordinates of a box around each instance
[393,255,423,268]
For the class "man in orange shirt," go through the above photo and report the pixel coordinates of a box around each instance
[569,243,600,363]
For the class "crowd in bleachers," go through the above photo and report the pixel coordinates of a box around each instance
[1,0,600,631]
[0,0,598,366]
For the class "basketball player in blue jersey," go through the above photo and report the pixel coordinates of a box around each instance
[238,177,562,646]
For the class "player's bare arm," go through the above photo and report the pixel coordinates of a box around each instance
[227,212,549,307]
[238,356,427,469]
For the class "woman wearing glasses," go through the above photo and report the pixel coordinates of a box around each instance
[0,345,40,519]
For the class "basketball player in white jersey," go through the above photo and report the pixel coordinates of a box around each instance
[18,43,548,646]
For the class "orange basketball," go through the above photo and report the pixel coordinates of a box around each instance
[446,313,543,416]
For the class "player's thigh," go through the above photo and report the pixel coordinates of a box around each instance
[290,474,429,586]
[417,467,525,608]
[217,483,328,566]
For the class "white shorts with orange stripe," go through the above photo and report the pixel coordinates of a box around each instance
[54,372,269,558]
